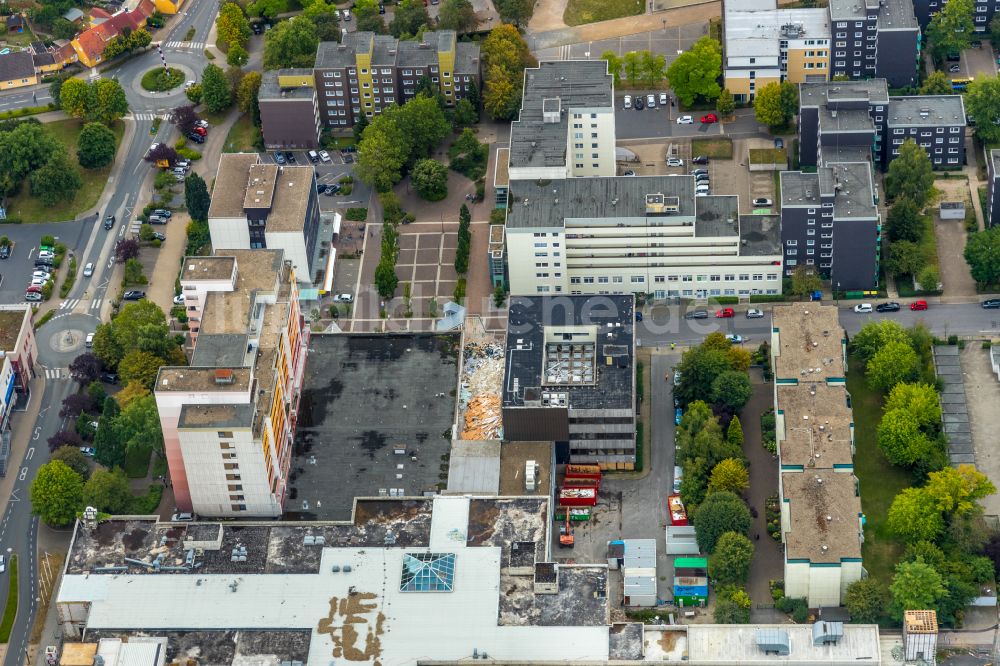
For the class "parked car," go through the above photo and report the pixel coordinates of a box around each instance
[83,263,94,277]
[623,170,636,176]
[79,446,96,457]
[982,298,1000,309]
[715,307,734,318]
[700,113,718,123]
[193,126,207,136]
[325,184,341,196]
[692,156,709,164]
[948,64,961,73]
[684,309,708,319]
[30,277,47,287]
[333,293,354,303]
[152,232,166,242]
[187,132,205,144]
[184,80,196,89]
[774,137,784,149]
[635,311,643,321]
[726,334,744,344]
[284,151,296,163]
[100,372,119,384]
[674,408,683,425]
[38,250,54,260]
[645,94,656,108]
[676,115,693,124]
[0,555,6,573]
[876,302,900,312]
[666,157,684,167]
[691,168,708,176]
[673,369,681,384]
[623,95,632,109]
[308,150,319,163]
[752,198,773,207]
[148,215,166,225]
[153,209,172,218]
[273,151,286,165]
[0,245,9,260]
[317,183,328,194]
[694,173,710,182]
[193,121,208,129]
[34,259,53,269]
[341,8,350,19]
[746,308,764,319]
[910,300,928,311]
[854,303,873,313]
[171,512,195,522]
[634,96,644,110]
[24,292,41,302]
[122,290,146,301]
[695,183,710,193]
[85,333,94,348]
[174,294,185,305]
[379,3,385,12]
[659,92,668,106]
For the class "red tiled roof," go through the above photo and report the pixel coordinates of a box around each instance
[74,4,150,63]
[89,7,113,19]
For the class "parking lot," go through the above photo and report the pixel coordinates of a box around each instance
[258,149,373,213]
[0,219,98,307]
[956,42,998,80]
[614,94,725,140]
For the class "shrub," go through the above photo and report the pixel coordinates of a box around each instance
[346,208,368,221]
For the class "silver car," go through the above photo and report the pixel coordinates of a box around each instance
[83,262,94,277]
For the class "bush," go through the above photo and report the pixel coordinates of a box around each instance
[454,277,467,303]
[346,208,368,221]
[177,148,202,160]
[489,209,506,225]
[141,67,185,92]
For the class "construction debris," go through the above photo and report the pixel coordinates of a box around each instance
[458,337,505,440]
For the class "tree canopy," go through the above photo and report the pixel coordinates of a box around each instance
[30,460,84,527]
[965,226,1000,286]
[890,557,947,619]
[201,64,233,113]
[437,0,477,32]
[866,340,920,392]
[885,139,934,207]
[263,16,321,69]
[708,531,753,586]
[83,468,132,514]
[389,0,430,37]
[481,25,534,120]
[693,490,752,553]
[850,319,911,363]
[845,578,886,623]
[885,197,923,243]
[926,0,974,59]
[356,95,450,192]
[77,122,118,169]
[665,37,722,107]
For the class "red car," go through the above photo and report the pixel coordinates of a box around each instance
[700,113,718,124]
[910,300,928,311]
[715,307,734,318]
[193,126,207,136]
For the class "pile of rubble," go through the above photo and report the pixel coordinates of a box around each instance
[459,341,504,440]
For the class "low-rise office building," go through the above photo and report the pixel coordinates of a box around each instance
[828,0,919,88]
[154,250,308,517]
[508,60,616,180]
[772,303,862,608]
[502,295,636,468]
[505,177,783,299]
[258,70,321,150]
[722,0,830,101]
[780,162,880,291]
[987,149,1000,228]
[207,153,322,284]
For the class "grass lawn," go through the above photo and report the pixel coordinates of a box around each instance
[0,554,17,643]
[5,119,125,224]
[563,0,642,26]
[223,113,260,153]
[847,353,911,587]
[141,67,184,92]
[691,137,733,159]
[749,148,787,164]
[124,444,152,478]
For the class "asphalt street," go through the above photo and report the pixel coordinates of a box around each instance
[0,0,218,661]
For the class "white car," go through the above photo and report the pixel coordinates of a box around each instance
[30,277,47,286]
[623,95,632,109]
[32,271,51,280]
[659,92,668,106]
[695,184,710,193]
[319,150,332,163]
[333,293,354,303]
[646,94,656,108]
[676,115,693,124]
[83,263,94,277]
[854,303,873,313]
[753,198,773,207]
[746,308,764,319]
[171,512,194,522]
[173,294,185,305]
[726,334,745,344]
[184,80,196,89]
[38,250,54,259]
[0,555,6,574]
[666,157,684,167]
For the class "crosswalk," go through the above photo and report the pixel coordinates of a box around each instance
[43,368,67,380]
[164,41,205,49]
[58,298,103,311]
[130,113,161,121]
[90,298,103,311]
[60,299,80,310]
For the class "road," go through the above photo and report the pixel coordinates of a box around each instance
[0,0,218,660]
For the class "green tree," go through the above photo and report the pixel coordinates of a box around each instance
[845,578,886,623]
[693,490,752,553]
[886,139,934,207]
[710,370,752,411]
[850,319,911,363]
[713,586,752,623]
[480,25,533,120]
[248,0,289,17]
[727,415,744,447]
[788,265,823,298]
[965,76,1000,143]
[779,80,798,121]
[920,70,953,95]
[716,88,735,117]
[89,78,129,125]
[602,51,623,86]
[754,81,787,128]
[30,460,83,527]
[708,531,754,585]
[185,172,211,222]
[303,0,343,40]
[83,468,132,514]
[356,117,408,191]
[878,408,937,466]
[114,381,150,410]
[454,98,478,127]
[59,78,90,119]
[992,13,1000,48]
[394,96,450,162]
[201,64,232,113]
[355,0,388,33]
[493,283,506,307]
[412,159,448,201]
[237,70,263,125]
[116,395,164,457]
[94,396,123,468]
[925,464,996,517]
[227,43,250,67]
[185,83,203,105]
[639,51,666,87]
[887,488,946,542]
[77,122,117,169]
[437,0,477,32]
[216,2,251,50]
[263,16,320,69]
[483,65,518,120]
[707,458,749,495]
[867,340,919,392]
[494,0,533,25]
[666,36,722,107]
[389,0,430,37]
[917,266,939,291]
[886,239,925,277]
[965,226,1000,285]
[621,51,642,84]
[31,154,82,205]
[118,350,165,389]
[51,446,91,480]
[890,557,947,619]
[885,383,941,429]
[885,197,923,243]
[926,0,974,59]
[123,257,146,285]
[0,121,64,189]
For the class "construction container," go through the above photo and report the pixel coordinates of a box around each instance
[668,494,689,526]
[564,464,602,480]
[559,487,597,506]
[555,507,592,521]
[562,477,600,490]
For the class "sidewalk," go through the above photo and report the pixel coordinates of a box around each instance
[0,380,45,525]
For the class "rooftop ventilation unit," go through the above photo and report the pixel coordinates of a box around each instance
[756,629,791,656]
[542,97,561,124]
[215,369,235,385]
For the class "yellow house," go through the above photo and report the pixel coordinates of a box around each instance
[0,52,39,90]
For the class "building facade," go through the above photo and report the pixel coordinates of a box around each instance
[828,0,919,88]
[913,0,1000,31]
[771,303,862,608]
[502,295,637,468]
[988,149,1000,228]
[886,96,967,169]
[258,70,322,150]
[154,251,308,517]
[207,153,322,283]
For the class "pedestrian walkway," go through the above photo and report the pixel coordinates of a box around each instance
[933,345,974,465]
[59,299,81,310]
[41,367,66,380]
[164,41,206,49]
[128,112,164,121]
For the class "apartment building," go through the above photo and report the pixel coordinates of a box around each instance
[988,149,1000,227]
[827,0,919,88]
[913,0,1000,31]
[508,61,616,179]
[771,303,862,608]
[154,250,308,517]
[722,0,830,101]
[258,70,321,150]
[798,79,966,171]
[207,153,322,283]
[502,295,636,468]
[780,163,880,291]
[505,177,783,299]
[0,307,37,439]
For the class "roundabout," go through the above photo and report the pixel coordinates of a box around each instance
[140,66,186,92]
[37,311,102,370]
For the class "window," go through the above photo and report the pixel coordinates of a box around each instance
[537,286,550,293]
[583,277,595,284]
[752,274,763,281]
[631,276,644,283]
[613,276,623,283]
[219,442,234,450]
[218,431,234,438]
[598,276,609,283]
[950,127,961,133]
[767,274,778,280]
[786,239,797,246]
